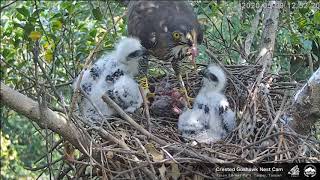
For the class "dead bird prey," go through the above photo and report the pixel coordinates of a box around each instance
[150,79,187,118]
[178,64,236,143]
[73,37,148,123]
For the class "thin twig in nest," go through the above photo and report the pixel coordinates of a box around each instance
[102,93,167,145]
[139,86,152,132]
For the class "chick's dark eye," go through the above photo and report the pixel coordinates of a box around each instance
[208,73,218,82]
[128,50,142,58]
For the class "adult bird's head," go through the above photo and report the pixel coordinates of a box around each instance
[115,37,149,76]
[127,1,203,65]
[168,28,200,66]
[199,64,227,93]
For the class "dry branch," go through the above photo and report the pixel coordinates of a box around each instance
[290,68,320,135]
[256,0,280,67]
[102,94,167,145]
[239,5,263,63]
[0,83,90,154]
[2,1,320,178]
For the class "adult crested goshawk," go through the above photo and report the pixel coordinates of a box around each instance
[127,0,203,105]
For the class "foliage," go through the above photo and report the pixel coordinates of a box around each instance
[0,111,50,179]
[0,0,319,178]
[1,1,127,178]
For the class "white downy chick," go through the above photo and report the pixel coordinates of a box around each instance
[178,64,236,143]
[73,37,148,122]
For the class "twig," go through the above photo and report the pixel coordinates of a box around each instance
[205,49,249,91]
[69,11,127,118]
[25,157,63,171]
[34,139,63,165]
[106,1,117,38]
[266,92,289,136]
[139,86,152,132]
[69,31,108,117]
[102,94,229,164]
[244,6,263,58]
[307,53,314,74]
[0,0,17,10]
[93,125,157,180]
[79,88,113,129]
[102,94,167,145]
[134,137,157,175]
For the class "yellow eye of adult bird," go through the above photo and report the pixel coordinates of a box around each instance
[172,32,181,41]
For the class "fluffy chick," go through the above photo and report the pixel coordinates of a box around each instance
[73,37,148,122]
[178,64,236,143]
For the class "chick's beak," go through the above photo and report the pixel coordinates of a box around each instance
[199,68,206,77]
[141,47,148,56]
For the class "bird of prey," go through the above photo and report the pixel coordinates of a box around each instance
[127,0,203,105]
[73,37,148,123]
[178,64,236,143]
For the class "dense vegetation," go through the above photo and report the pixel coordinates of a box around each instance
[1,1,319,178]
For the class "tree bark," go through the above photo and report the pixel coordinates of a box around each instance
[290,68,320,135]
[257,1,280,67]
[0,83,90,154]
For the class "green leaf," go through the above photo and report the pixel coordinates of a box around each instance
[16,13,25,21]
[17,60,27,69]
[298,8,309,16]
[48,34,57,41]
[13,22,24,29]
[31,9,41,17]
[92,8,103,21]
[89,29,97,37]
[61,2,74,14]
[14,37,21,48]
[28,16,37,23]
[16,6,30,17]
[2,48,10,57]
[29,31,41,41]
[50,13,62,20]
[52,20,63,31]
[298,18,307,29]
[290,33,300,45]
[314,11,320,25]
[23,23,34,35]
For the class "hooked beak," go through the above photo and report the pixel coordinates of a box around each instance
[199,68,207,77]
[187,29,199,68]
[190,44,198,65]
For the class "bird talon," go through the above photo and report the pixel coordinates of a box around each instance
[146,92,155,98]
[178,87,194,107]
[187,96,194,102]
[185,95,194,105]
[138,76,149,90]
[178,88,187,94]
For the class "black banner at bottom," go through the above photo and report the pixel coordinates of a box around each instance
[213,163,319,179]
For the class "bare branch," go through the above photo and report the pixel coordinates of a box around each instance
[0,83,90,154]
[290,68,320,135]
[0,0,17,11]
[256,1,280,67]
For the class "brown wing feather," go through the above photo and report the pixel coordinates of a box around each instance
[127,1,203,59]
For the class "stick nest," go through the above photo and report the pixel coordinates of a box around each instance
[70,62,320,179]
